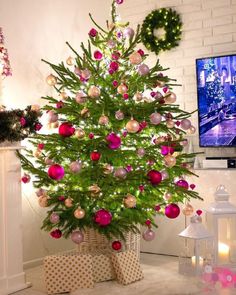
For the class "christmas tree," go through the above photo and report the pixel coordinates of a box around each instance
[19,0,201,245]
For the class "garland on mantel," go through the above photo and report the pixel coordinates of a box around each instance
[0,106,42,143]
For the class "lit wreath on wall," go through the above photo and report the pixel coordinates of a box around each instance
[141,8,182,55]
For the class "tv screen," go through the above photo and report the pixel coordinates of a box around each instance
[196,54,236,147]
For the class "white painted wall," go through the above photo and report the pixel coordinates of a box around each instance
[0,0,236,263]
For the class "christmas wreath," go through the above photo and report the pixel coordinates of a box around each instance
[141,8,182,55]
[0,106,42,143]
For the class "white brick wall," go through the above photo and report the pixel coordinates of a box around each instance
[118,0,236,155]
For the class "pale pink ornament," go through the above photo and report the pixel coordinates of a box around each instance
[124,194,136,208]
[65,198,73,208]
[115,110,124,120]
[74,208,85,219]
[129,52,142,65]
[150,113,162,125]
[165,92,177,104]
[126,119,140,133]
[88,85,100,98]
[75,92,86,104]
[138,64,150,76]
[133,92,143,101]
[50,212,60,224]
[124,27,135,39]
[142,228,155,241]
[164,192,172,201]
[36,188,46,197]
[69,161,82,173]
[38,196,48,207]
[98,115,109,125]
[71,231,84,244]
[137,148,145,157]
[45,157,54,165]
[164,154,176,167]
[166,120,175,128]
[81,69,91,80]
[107,40,116,48]
[117,84,128,95]
[48,110,58,123]
[161,170,169,180]
[114,168,127,179]
[180,119,191,130]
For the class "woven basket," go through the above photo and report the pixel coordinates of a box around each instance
[77,228,141,259]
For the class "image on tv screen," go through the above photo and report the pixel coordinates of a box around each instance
[196,54,236,147]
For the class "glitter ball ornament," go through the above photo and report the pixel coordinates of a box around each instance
[176,179,189,189]
[50,213,60,224]
[94,209,112,226]
[124,27,135,39]
[103,164,114,175]
[48,164,65,180]
[94,50,103,60]
[165,203,180,219]
[106,133,121,149]
[90,151,101,161]
[88,85,100,98]
[71,231,84,244]
[165,92,177,104]
[58,122,75,137]
[75,128,85,139]
[38,195,48,207]
[164,154,176,168]
[182,203,194,216]
[129,52,142,65]
[134,92,143,101]
[112,241,122,251]
[126,119,140,133]
[69,161,82,173]
[138,64,150,76]
[66,56,74,66]
[137,147,145,157]
[74,207,85,219]
[142,228,155,241]
[150,113,162,125]
[48,110,58,123]
[114,167,127,179]
[50,229,62,239]
[46,74,57,86]
[89,184,101,197]
[98,115,109,125]
[117,83,128,94]
[124,194,136,208]
[115,110,124,120]
[147,170,162,186]
[180,119,191,130]
[65,198,73,208]
[75,91,86,104]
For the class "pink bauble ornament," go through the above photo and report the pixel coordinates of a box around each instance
[164,154,176,167]
[176,179,189,189]
[81,69,91,80]
[111,51,120,60]
[126,119,140,133]
[180,119,191,130]
[138,64,150,76]
[138,49,144,56]
[50,213,60,224]
[21,174,31,183]
[112,241,122,251]
[36,188,46,197]
[165,92,177,104]
[20,117,26,126]
[114,167,127,179]
[150,113,162,125]
[147,170,162,186]
[116,0,124,4]
[166,120,175,128]
[94,209,112,226]
[129,52,142,65]
[137,148,145,157]
[142,228,155,241]
[98,115,109,125]
[107,40,116,48]
[58,122,75,137]
[56,101,64,109]
[48,164,65,180]
[88,86,100,98]
[94,50,103,60]
[69,161,82,173]
[165,203,180,219]
[71,231,84,244]
[48,110,58,123]
[115,110,124,120]
[75,92,86,104]
[124,27,135,38]
[106,133,121,149]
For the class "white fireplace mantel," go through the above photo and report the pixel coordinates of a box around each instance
[0,144,30,294]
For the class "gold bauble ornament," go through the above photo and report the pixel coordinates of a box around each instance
[103,164,113,175]
[129,52,142,65]
[188,125,196,134]
[126,119,140,133]
[66,56,75,66]
[59,91,68,100]
[89,184,101,197]
[156,80,165,88]
[117,84,128,95]
[81,107,90,118]
[75,128,85,139]
[133,92,143,102]
[38,195,48,207]
[124,194,136,208]
[65,198,73,208]
[33,149,41,158]
[98,115,109,125]
[74,207,85,219]
[182,203,194,216]
[46,74,57,86]
[165,92,177,104]
[166,120,175,128]
[88,86,100,98]
[164,154,176,168]
[31,104,41,112]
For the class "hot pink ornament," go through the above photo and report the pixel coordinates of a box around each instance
[90,151,101,161]
[89,28,97,37]
[116,0,124,4]
[110,61,119,72]
[126,165,133,172]
[38,143,45,150]
[165,203,180,219]
[138,64,149,76]
[69,161,82,173]
[155,205,161,211]
[89,133,94,139]
[123,93,129,100]
[58,122,75,137]
[106,133,121,149]
[161,146,175,156]
[139,185,145,192]
[163,87,169,93]
[94,209,112,226]
[107,40,116,48]
[56,101,64,109]
[71,231,84,244]
[50,229,62,239]
[48,164,65,180]
[147,170,162,186]
[196,209,202,216]
[111,51,120,60]
[142,228,155,241]
[21,174,30,183]
[58,196,66,201]
[94,50,103,60]
[112,240,122,251]
[50,213,60,224]
[113,80,119,87]
[190,184,196,190]
[145,219,151,226]
[176,179,189,189]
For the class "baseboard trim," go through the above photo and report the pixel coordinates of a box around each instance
[23,258,43,269]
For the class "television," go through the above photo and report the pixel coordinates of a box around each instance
[196,54,236,147]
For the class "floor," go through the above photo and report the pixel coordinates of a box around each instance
[15,253,235,295]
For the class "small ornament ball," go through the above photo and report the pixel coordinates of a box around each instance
[65,198,73,208]
[74,208,85,219]
[150,112,162,125]
[112,241,122,251]
[50,213,60,224]
[180,119,191,130]
[126,119,140,133]
[176,179,189,189]
[75,128,85,139]
[138,64,150,76]
[94,209,112,226]
[58,122,75,137]
[46,74,57,86]
[114,167,127,179]
[90,151,101,161]
[98,115,109,125]
[115,110,124,120]
[147,170,162,186]
[66,56,74,66]
[129,52,142,65]
[137,147,146,157]
[38,195,48,207]
[165,203,180,219]
[124,194,136,208]
[124,27,135,39]
[103,164,114,175]
[48,164,65,180]
[69,161,82,173]
[88,85,100,98]
[71,231,84,244]
[106,133,121,149]
[143,228,155,241]
[117,83,128,95]
[165,92,177,104]
[21,174,31,183]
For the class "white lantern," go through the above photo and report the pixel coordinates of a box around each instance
[206,185,236,266]
[178,214,213,276]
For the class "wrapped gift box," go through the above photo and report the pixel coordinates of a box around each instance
[92,251,116,282]
[44,253,94,294]
[111,250,144,285]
